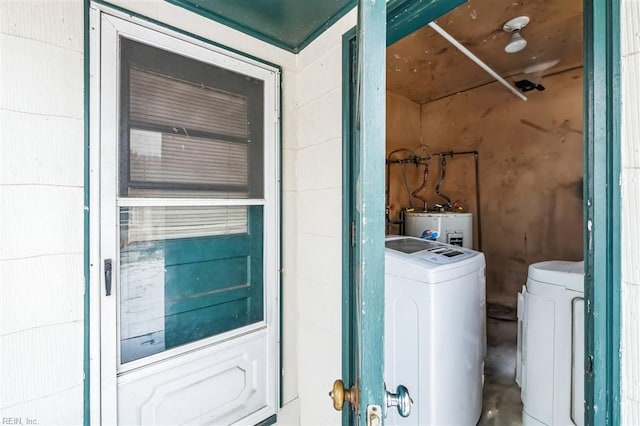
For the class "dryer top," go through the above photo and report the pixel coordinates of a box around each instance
[528,260,584,292]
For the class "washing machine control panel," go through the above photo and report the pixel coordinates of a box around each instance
[386,237,477,264]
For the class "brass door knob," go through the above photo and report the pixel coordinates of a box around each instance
[329,380,358,411]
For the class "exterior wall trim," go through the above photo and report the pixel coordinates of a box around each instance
[83,0,91,423]
[341,27,357,426]
[165,0,357,53]
[583,0,622,424]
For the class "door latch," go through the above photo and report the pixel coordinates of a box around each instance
[366,405,382,426]
[104,259,112,296]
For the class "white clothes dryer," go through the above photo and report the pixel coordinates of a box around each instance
[517,260,584,426]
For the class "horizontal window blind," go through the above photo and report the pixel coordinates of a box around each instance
[121,206,248,243]
[129,129,248,188]
[126,189,249,198]
[129,67,249,139]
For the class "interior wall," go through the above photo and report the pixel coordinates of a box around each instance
[386,91,422,234]
[388,68,584,306]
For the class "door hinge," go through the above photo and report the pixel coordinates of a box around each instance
[351,220,356,247]
[352,61,357,84]
[586,354,594,374]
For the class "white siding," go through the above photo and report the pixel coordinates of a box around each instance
[0,1,84,424]
[294,9,356,425]
[621,1,640,423]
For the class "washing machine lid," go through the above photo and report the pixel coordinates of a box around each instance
[528,260,584,292]
[385,236,484,283]
[385,237,474,262]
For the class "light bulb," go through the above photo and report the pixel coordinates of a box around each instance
[505,31,527,53]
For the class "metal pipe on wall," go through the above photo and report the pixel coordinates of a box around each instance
[473,152,482,252]
[428,21,528,102]
[433,150,482,251]
[387,149,483,251]
[386,148,418,233]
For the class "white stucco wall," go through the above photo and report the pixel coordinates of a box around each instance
[0,1,85,423]
[294,9,356,425]
[621,1,640,423]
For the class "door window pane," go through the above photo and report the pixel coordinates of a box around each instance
[119,38,264,199]
[129,67,249,139]
[123,205,248,242]
[119,206,264,364]
[128,129,249,198]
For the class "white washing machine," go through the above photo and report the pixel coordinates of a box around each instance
[516,261,584,426]
[404,211,473,249]
[384,236,486,425]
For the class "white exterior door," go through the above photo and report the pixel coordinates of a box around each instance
[90,7,280,425]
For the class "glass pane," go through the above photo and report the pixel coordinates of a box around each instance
[119,205,264,364]
[119,38,264,199]
[128,129,249,198]
[129,67,249,139]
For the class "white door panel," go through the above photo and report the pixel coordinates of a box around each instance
[118,332,270,425]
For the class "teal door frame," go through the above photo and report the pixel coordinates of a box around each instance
[350,0,387,421]
[583,0,621,424]
[342,0,621,424]
[340,26,357,426]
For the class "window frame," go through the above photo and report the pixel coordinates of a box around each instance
[118,37,266,198]
[113,27,276,372]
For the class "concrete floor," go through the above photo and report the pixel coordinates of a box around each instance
[477,316,523,426]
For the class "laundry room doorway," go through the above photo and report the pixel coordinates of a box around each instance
[341,0,621,424]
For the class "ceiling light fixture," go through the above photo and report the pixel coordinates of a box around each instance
[503,16,530,54]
